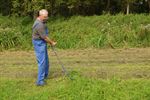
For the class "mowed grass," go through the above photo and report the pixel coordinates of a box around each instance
[0,48,150,100]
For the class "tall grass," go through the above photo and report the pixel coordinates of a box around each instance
[0,14,150,50]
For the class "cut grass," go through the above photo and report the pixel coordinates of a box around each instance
[0,48,150,100]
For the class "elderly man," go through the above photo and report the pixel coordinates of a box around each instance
[32,9,56,86]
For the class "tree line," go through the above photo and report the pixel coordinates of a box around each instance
[0,0,150,17]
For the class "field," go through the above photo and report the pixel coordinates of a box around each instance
[0,14,150,100]
[0,47,150,100]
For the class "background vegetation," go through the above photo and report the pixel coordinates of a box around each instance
[0,0,150,50]
[0,14,150,50]
[0,0,150,17]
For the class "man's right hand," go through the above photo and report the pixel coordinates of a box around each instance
[44,36,57,46]
[51,41,57,46]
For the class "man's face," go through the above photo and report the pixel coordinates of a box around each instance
[42,14,48,23]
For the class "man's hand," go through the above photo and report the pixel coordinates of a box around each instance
[44,36,57,46]
[51,41,57,46]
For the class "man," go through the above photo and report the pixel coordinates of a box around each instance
[32,9,56,86]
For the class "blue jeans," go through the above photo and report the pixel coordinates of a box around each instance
[32,39,49,84]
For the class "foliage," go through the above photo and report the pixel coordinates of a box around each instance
[0,14,150,50]
[0,0,150,16]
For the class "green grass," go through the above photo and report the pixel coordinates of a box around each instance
[1,77,150,100]
[0,14,150,50]
[0,48,150,99]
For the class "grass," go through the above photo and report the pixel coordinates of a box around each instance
[1,77,150,100]
[0,48,150,100]
[0,14,150,50]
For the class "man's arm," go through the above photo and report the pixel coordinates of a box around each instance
[37,24,57,46]
[44,36,57,46]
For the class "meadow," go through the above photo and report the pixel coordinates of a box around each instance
[0,14,150,100]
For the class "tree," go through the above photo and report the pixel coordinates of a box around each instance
[145,0,150,12]
[0,0,150,17]
[125,0,137,15]
[0,0,12,15]
[106,0,110,13]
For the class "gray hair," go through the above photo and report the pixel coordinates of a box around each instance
[39,9,48,16]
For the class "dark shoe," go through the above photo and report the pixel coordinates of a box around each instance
[44,74,49,79]
[36,81,45,86]
[44,76,49,80]
[44,74,48,79]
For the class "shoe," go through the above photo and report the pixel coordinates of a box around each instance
[36,81,45,86]
[44,76,49,79]
[44,74,49,79]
